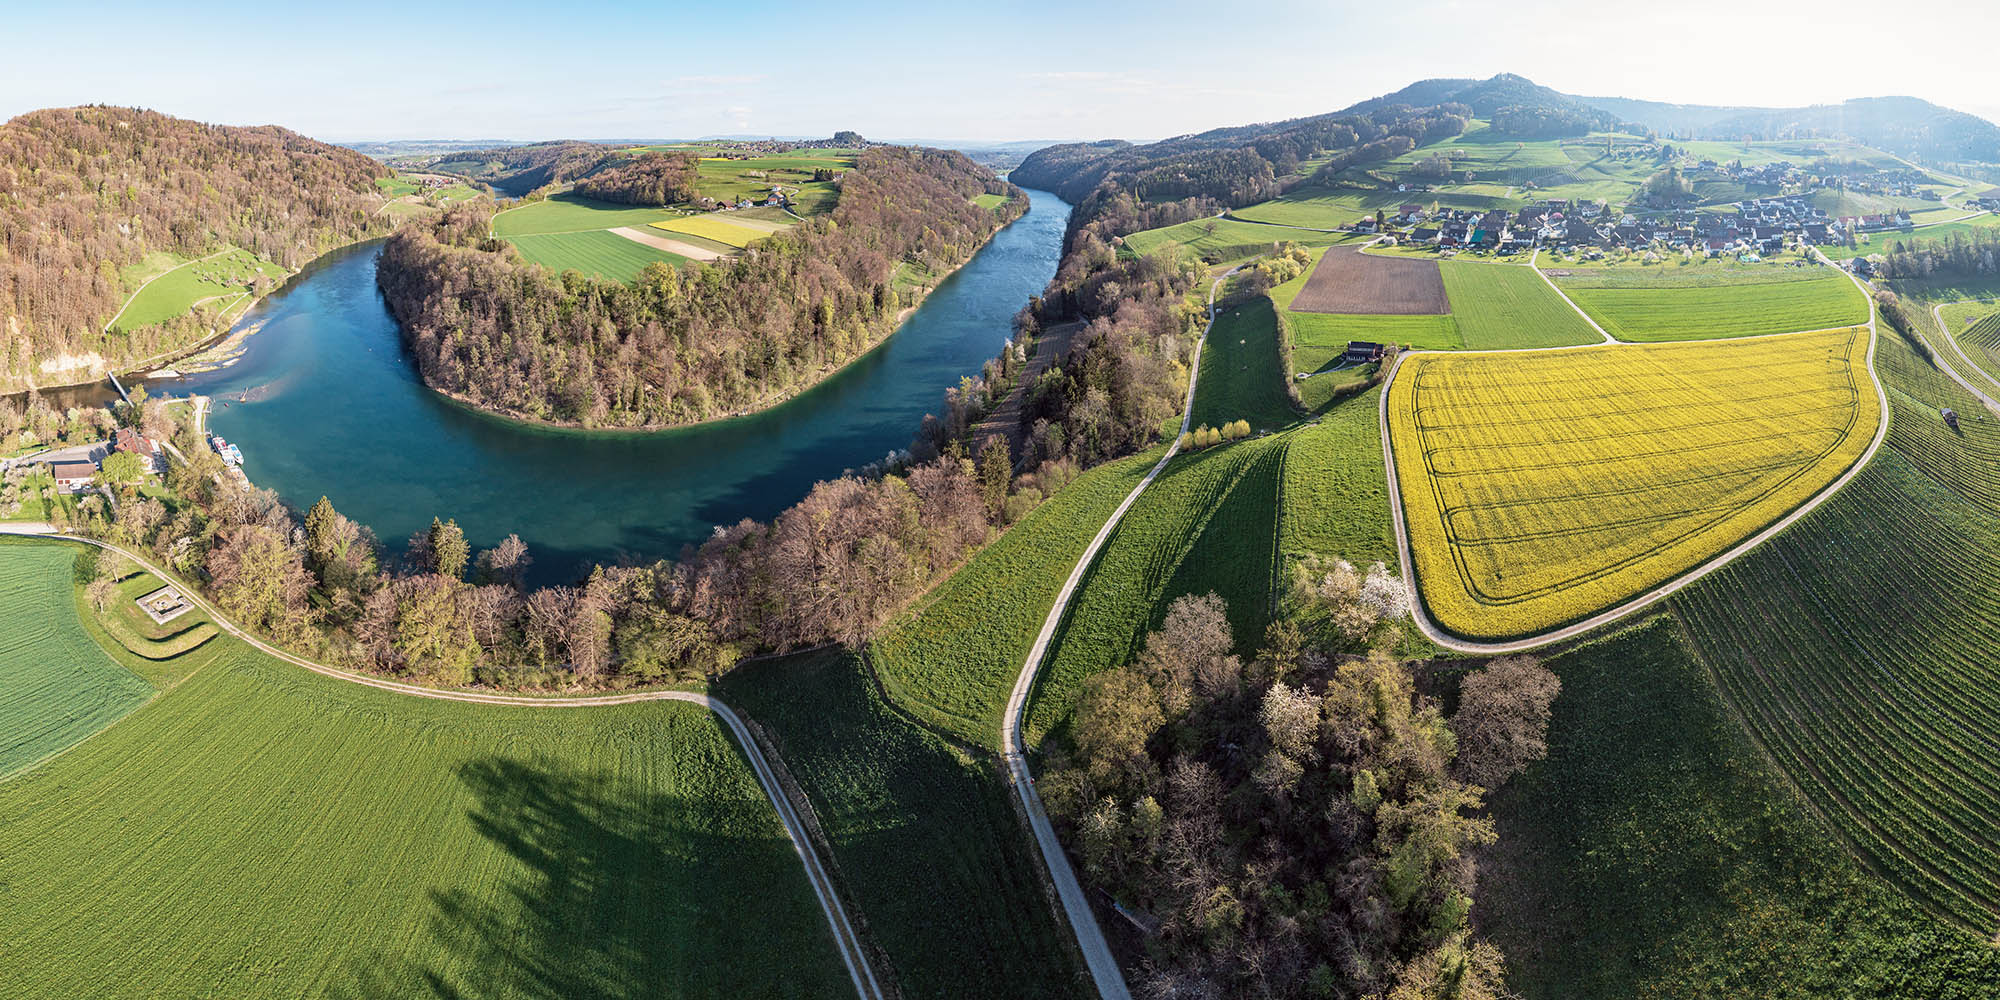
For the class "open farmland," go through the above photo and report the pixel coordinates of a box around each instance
[0,542,152,777]
[1958,312,2000,383]
[1121,216,1351,262]
[1277,389,1396,568]
[1291,247,1448,314]
[506,229,687,282]
[110,247,287,332]
[1387,325,1879,639]
[1438,262,1602,348]
[491,193,679,237]
[652,214,778,248]
[0,541,847,1000]
[715,649,1088,999]
[1550,263,1867,341]
[1194,297,1303,430]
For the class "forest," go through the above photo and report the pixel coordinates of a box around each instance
[377,146,1022,428]
[1874,226,2000,280]
[571,151,702,205]
[0,106,392,390]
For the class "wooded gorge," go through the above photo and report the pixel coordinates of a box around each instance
[0,106,391,390]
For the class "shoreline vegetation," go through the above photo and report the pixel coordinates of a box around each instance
[376,147,1028,431]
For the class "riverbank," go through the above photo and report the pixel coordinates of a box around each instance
[404,192,1030,433]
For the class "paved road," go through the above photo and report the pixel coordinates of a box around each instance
[0,524,885,1000]
[1528,248,1615,343]
[1000,262,1245,1000]
[1379,253,1890,654]
[1927,302,2000,417]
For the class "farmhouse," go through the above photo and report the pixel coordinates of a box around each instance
[1343,341,1385,364]
[51,461,97,493]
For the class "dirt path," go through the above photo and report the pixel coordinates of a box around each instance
[0,525,884,1000]
[1001,262,1247,1000]
[1529,248,1616,344]
[607,226,725,261]
[1378,253,1888,654]
[971,321,1079,463]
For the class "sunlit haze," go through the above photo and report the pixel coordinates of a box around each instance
[8,0,1999,142]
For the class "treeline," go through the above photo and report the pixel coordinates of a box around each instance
[0,106,391,389]
[377,146,1024,428]
[1040,571,1559,998]
[1487,103,1599,139]
[429,140,614,196]
[569,151,701,205]
[1874,227,2000,281]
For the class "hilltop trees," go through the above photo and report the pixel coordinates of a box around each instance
[571,152,700,205]
[1042,588,1553,1000]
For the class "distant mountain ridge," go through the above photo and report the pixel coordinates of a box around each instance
[1340,73,1621,131]
[1570,90,2000,163]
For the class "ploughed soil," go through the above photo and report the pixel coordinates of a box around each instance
[1291,247,1448,314]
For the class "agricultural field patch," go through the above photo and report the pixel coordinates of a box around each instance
[504,229,686,283]
[1438,262,1600,348]
[1121,216,1353,262]
[1550,263,1867,341]
[688,151,854,215]
[0,543,153,777]
[1480,618,2000,999]
[1022,434,1287,749]
[1823,215,2000,261]
[1387,326,1879,639]
[1194,297,1300,431]
[1291,247,1448,314]
[651,214,778,248]
[1277,388,1396,569]
[0,601,849,999]
[870,447,1162,748]
[1954,310,2000,383]
[972,192,1008,211]
[491,193,679,237]
[110,247,286,333]
[715,649,1087,999]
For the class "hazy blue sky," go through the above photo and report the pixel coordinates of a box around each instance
[7,0,1996,142]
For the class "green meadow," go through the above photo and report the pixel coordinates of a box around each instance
[109,247,287,333]
[1438,260,1601,348]
[0,543,153,777]
[0,539,848,1000]
[491,193,681,237]
[1122,216,1353,262]
[506,229,687,282]
[1553,263,1867,340]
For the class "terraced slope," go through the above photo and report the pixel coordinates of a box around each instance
[0,542,153,776]
[1387,326,1879,639]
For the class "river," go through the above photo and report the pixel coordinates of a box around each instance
[130,189,1068,586]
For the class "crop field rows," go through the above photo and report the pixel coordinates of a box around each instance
[1388,326,1878,638]
[1675,453,2000,934]
[1437,261,1601,348]
[1278,389,1396,568]
[504,229,687,284]
[1961,313,2000,385]
[1120,216,1352,263]
[1550,265,1868,341]
[0,543,153,777]
[1874,309,2000,513]
[0,597,849,999]
[652,214,778,248]
[1022,435,1287,747]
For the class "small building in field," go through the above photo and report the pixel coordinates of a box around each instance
[1343,341,1385,364]
[51,461,97,493]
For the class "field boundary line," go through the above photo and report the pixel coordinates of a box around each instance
[1528,247,1615,343]
[1378,254,1889,653]
[1925,301,2000,415]
[999,262,1248,1000]
[0,528,884,1000]
[104,247,237,335]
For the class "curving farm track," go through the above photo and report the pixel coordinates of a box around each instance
[0,524,885,1000]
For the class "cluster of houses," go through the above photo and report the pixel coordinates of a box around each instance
[37,428,162,495]
[1372,192,1916,258]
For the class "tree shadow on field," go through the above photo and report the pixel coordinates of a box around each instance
[331,756,815,1000]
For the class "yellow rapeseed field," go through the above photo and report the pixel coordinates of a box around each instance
[1387,325,1878,639]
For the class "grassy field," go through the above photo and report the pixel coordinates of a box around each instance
[0,542,153,777]
[91,566,219,663]
[110,247,287,333]
[1552,263,1867,341]
[1122,216,1353,262]
[716,649,1090,999]
[1439,261,1601,348]
[0,543,848,999]
[1387,325,1879,639]
[1021,434,1288,749]
[972,192,1008,211]
[869,448,1162,748]
[651,214,776,248]
[1480,617,2000,999]
[681,151,855,215]
[1193,296,1302,431]
[491,193,680,237]
[505,229,686,282]
[1823,215,2000,261]
[1270,248,1461,383]
[1277,388,1396,569]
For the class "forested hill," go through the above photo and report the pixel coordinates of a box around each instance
[0,106,391,390]
[1574,93,2000,163]
[377,145,1023,428]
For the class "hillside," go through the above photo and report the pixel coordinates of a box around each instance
[1342,72,1624,135]
[0,106,392,391]
[1575,92,2000,163]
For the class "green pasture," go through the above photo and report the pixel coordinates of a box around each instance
[1439,261,1601,348]
[0,538,849,999]
[1232,187,1515,231]
[491,193,680,237]
[972,192,1008,211]
[869,447,1162,749]
[1122,216,1352,262]
[109,247,286,333]
[691,152,853,214]
[1277,389,1395,568]
[1194,296,1300,431]
[0,542,153,777]
[1552,263,1867,340]
[1822,215,2000,260]
[717,649,1088,999]
[375,175,419,198]
[505,230,687,283]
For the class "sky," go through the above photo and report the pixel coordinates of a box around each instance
[7,0,1999,144]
